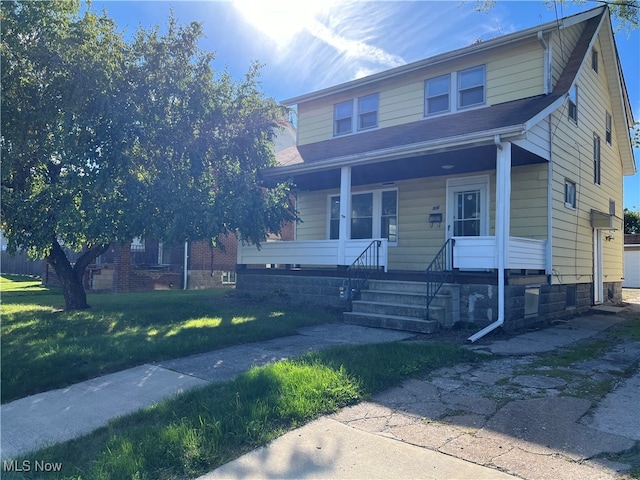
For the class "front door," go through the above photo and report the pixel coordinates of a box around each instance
[446,176,489,239]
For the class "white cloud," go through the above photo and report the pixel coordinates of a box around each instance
[231,0,404,70]
[232,0,335,47]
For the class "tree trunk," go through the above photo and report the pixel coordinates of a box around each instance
[46,240,110,310]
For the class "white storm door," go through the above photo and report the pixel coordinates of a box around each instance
[446,176,490,239]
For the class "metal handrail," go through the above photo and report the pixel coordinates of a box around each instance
[425,238,455,319]
[342,240,382,301]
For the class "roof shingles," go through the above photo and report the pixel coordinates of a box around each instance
[275,12,603,170]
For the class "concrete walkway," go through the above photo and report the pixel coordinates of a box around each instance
[202,312,640,480]
[1,324,413,460]
[2,296,639,479]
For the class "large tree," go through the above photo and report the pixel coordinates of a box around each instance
[1,1,295,309]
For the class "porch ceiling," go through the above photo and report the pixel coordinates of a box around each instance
[293,144,546,190]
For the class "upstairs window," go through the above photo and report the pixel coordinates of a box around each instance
[334,100,353,136]
[458,65,485,108]
[568,85,578,123]
[334,94,379,136]
[357,94,378,130]
[564,180,576,209]
[592,49,599,73]
[593,134,601,185]
[425,74,450,115]
[605,112,612,145]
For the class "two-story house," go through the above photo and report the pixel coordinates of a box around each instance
[236,6,636,341]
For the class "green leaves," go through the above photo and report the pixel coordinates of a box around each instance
[1,1,295,268]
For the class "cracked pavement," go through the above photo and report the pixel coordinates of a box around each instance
[330,311,640,480]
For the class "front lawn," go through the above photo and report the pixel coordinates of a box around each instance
[1,275,335,403]
[9,342,480,480]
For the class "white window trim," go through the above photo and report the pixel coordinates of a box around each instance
[564,179,577,209]
[424,74,451,117]
[221,271,237,285]
[327,188,398,245]
[457,65,486,110]
[424,65,486,119]
[333,100,353,136]
[593,133,601,186]
[605,111,612,146]
[333,94,379,137]
[357,93,379,131]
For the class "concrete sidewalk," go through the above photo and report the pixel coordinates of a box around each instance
[201,313,639,480]
[200,416,516,480]
[0,323,413,460]
[2,306,639,480]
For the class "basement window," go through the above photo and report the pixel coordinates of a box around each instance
[566,284,577,309]
[525,286,540,317]
[222,271,237,285]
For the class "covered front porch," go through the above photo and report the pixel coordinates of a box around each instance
[239,138,550,276]
[237,133,563,339]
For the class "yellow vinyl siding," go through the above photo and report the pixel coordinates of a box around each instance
[550,23,583,87]
[486,42,544,104]
[391,177,446,270]
[510,164,548,238]
[296,99,335,145]
[549,29,624,285]
[296,39,546,145]
[295,190,330,240]
[378,82,424,128]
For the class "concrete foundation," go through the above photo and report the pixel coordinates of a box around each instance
[236,271,622,333]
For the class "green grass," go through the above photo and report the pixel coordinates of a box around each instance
[526,339,612,369]
[1,275,335,403]
[0,274,48,292]
[8,341,480,480]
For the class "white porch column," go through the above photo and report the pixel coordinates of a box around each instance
[338,166,352,265]
[496,140,512,267]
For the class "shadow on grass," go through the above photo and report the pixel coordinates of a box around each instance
[8,342,480,480]
[1,289,335,403]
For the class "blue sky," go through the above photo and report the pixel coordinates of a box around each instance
[91,0,639,210]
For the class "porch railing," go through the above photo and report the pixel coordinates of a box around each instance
[341,240,382,302]
[425,238,455,320]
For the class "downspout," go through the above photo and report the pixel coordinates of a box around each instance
[468,136,509,342]
[183,241,188,290]
[547,114,553,278]
[538,31,550,95]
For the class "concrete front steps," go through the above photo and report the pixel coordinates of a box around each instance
[343,280,459,334]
